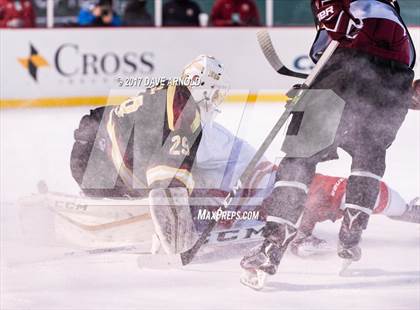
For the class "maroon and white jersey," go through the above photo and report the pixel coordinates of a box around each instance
[310,0,416,68]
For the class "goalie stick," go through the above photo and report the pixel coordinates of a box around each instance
[256,30,309,79]
[137,33,339,269]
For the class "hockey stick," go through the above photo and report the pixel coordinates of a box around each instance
[256,30,309,79]
[138,35,339,269]
[8,243,150,267]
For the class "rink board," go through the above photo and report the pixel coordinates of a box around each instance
[1,27,418,108]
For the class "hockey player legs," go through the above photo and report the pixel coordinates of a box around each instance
[241,50,414,289]
[291,176,420,257]
[240,0,416,290]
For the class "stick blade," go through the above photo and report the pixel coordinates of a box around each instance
[256,30,284,72]
[257,30,308,79]
[137,253,183,269]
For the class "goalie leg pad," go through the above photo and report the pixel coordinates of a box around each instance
[149,188,198,254]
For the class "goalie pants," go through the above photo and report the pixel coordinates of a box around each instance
[264,48,414,236]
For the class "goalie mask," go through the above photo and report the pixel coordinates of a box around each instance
[182,55,229,127]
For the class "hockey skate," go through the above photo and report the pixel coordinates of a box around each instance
[337,208,369,260]
[338,242,362,276]
[240,240,280,290]
[240,223,296,290]
[337,242,361,261]
[290,231,330,257]
[337,208,369,274]
[389,197,420,224]
[240,268,268,291]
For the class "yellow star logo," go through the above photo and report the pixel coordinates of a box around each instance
[18,44,49,81]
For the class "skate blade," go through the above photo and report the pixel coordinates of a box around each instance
[295,244,333,257]
[339,259,353,277]
[240,269,267,291]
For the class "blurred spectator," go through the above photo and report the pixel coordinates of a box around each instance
[210,0,260,26]
[78,0,121,27]
[123,0,153,26]
[162,0,201,26]
[0,0,35,28]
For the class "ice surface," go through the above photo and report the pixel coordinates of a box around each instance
[1,104,419,309]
